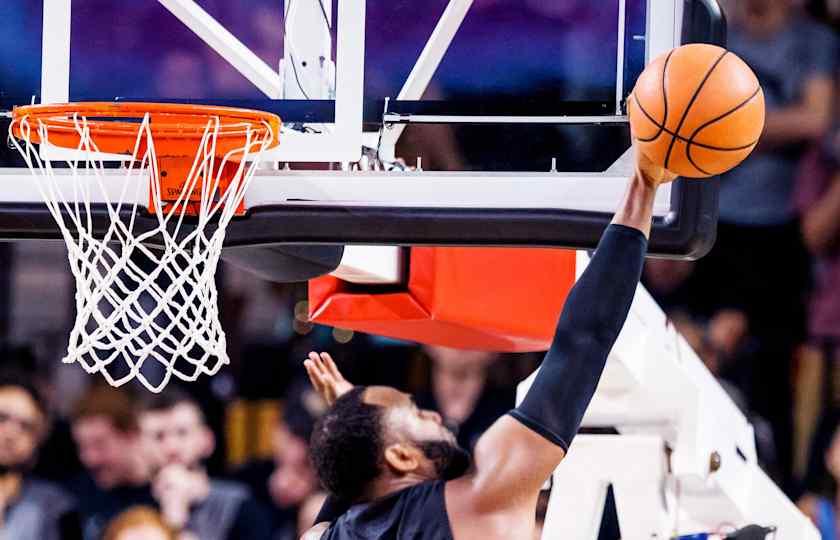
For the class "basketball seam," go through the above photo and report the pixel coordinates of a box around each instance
[685,87,762,174]
[633,50,676,144]
[663,49,730,170]
[631,96,760,151]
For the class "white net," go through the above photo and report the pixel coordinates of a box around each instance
[9,111,275,392]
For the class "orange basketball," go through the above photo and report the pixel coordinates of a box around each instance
[628,43,765,178]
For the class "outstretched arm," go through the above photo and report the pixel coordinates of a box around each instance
[449,151,674,517]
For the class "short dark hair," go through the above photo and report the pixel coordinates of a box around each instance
[71,384,138,433]
[310,387,384,501]
[137,386,203,420]
[0,369,46,418]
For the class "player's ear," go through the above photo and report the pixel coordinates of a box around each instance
[384,443,421,474]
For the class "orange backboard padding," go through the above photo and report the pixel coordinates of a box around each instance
[309,247,577,352]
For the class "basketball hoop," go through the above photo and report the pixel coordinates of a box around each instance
[8,102,280,392]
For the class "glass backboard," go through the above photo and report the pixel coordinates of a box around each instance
[0,0,725,258]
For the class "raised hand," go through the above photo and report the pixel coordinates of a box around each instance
[304,352,354,406]
[635,146,678,187]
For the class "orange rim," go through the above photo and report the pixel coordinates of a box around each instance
[10,102,281,157]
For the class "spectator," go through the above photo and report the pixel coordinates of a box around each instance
[138,387,271,540]
[103,506,177,540]
[269,381,324,539]
[799,418,840,539]
[0,369,80,540]
[415,346,515,451]
[234,378,325,540]
[794,123,840,489]
[688,0,837,488]
[70,385,154,540]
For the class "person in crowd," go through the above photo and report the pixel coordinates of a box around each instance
[0,369,80,539]
[415,346,515,451]
[103,506,177,540]
[794,114,840,500]
[234,378,325,540]
[267,391,323,539]
[137,387,271,540]
[677,0,837,489]
[799,415,840,539]
[70,385,153,540]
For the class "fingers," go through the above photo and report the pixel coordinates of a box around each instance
[304,354,328,394]
[304,351,352,405]
[633,142,678,185]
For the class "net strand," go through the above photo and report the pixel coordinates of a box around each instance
[9,111,274,392]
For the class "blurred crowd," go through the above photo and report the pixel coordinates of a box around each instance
[0,340,540,540]
[0,0,839,539]
[642,1,840,537]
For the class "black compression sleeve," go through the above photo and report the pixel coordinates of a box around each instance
[509,224,648,450]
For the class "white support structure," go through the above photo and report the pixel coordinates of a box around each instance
[41,0,71,104]
[332,246,403,285]
[157,0,284,98]
[281,0,334,100]
[542,435,671,539]
[517,252,819,540]
[33,0,683,170]
[271,0,365,162]
[615,0,627,115]
[377,0,475,160]
[39,0,365,163]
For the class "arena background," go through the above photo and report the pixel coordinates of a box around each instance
[0,1,837,539]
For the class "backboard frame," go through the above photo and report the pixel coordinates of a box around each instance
[40,0,366,163]
[0,0,727,259]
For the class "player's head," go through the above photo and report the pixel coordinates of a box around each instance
[71,385,144,489]
[137,387,213,471]
[0,370,47,473]
[310,386,470,501]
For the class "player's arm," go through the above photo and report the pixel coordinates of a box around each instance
[801,170,840,254]
[449,151,674,514]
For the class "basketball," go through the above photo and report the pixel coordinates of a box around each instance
[628,43,765,178]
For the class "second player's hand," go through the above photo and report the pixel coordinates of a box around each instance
[304,352,353,406]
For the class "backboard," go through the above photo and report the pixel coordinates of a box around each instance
[0,0,725,258]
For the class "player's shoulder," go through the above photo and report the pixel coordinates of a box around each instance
[300,522,330,540]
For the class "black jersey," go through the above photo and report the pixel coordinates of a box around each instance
[322,481,454,540]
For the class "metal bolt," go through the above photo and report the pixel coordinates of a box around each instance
[709,451,721,473]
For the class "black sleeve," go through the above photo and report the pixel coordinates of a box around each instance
[509,224,648,450]
[227,498,275,540]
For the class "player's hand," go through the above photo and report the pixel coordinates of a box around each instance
[634,145,678,187]
[304,352,353,406]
